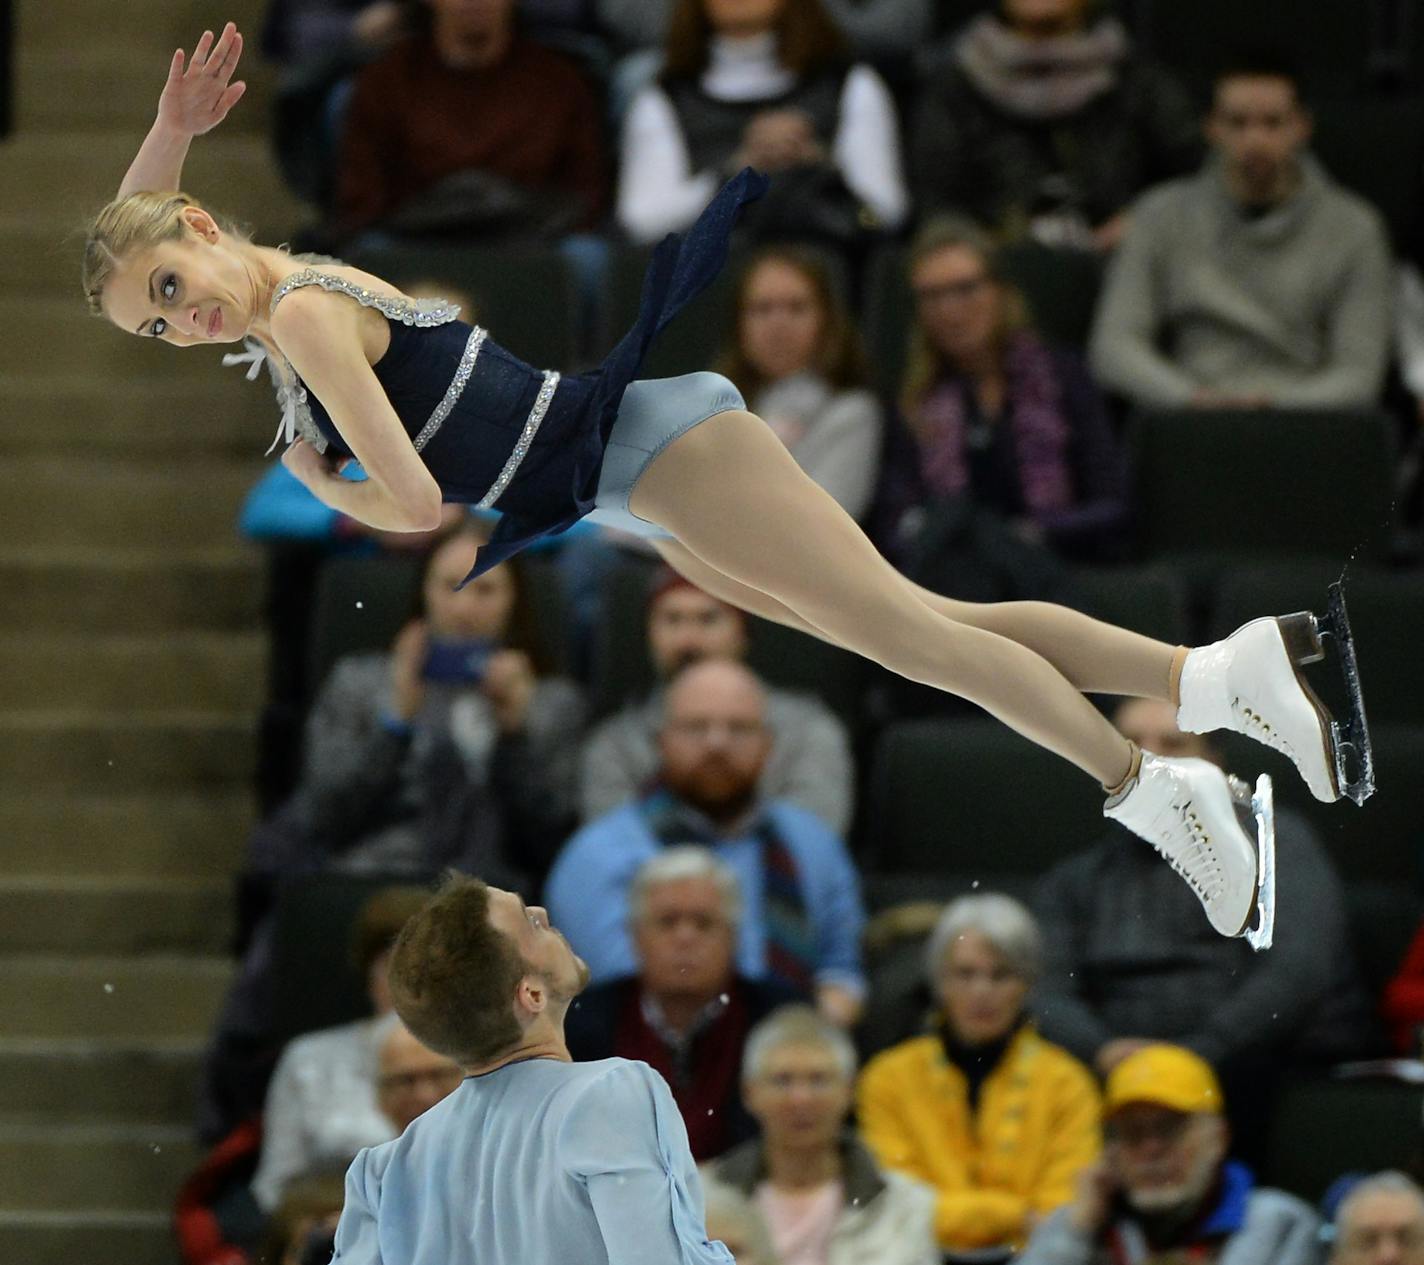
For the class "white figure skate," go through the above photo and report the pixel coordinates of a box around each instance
[1177,583,1374,806]
[1105,753,1276,950]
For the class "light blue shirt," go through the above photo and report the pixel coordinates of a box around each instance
[332,1056,733,1265]
[545,800,866,994]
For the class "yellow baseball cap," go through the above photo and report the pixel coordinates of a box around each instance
[1103,1045,1224,1117]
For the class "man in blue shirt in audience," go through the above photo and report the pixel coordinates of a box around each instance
[549,657,866,1027]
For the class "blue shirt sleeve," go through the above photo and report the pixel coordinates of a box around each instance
[238,464,344,541]
[546,816,644,983]
[560,1061,735,1265]
[779,806,867,995]
[331,1147,384,1264]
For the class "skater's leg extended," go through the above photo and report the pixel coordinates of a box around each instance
[631,410,1134,787]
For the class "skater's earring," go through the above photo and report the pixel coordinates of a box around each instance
[1168,646,1191,708]
[1102,741,1142,798]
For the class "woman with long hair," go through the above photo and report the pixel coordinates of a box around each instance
[85,23,1369,949]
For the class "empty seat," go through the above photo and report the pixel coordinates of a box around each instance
[1209,563,1424,726]
[1345,880,1423,1000]
[307,555,423,699]
[348,242,581,371]
[865,719,1106,878]
[1128,408,1395,567]
[1312,97,1424,250]
[1071,564,1191,644]
[1263,1076,1424,1202]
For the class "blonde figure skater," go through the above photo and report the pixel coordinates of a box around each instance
[85,24,1372,951]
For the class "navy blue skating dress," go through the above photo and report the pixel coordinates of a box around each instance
[239,168,769,582]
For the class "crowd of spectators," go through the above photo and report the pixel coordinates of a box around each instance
[185,1,1424,1261]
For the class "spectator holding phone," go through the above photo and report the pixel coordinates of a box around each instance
[251,527,586,890]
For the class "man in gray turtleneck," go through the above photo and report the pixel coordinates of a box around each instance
[1089,52,1392,411]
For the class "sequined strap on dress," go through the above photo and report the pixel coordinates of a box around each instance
[269,268,463,326]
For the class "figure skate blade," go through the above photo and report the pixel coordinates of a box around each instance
[1319,582,1375,805]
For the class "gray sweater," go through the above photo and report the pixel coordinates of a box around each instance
[1089,153,1393,408]
[1017,1189,1322,1265]
[579,686,854,834]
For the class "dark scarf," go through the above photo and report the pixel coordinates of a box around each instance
[637,787,814,993]
[938,1017,1023,1111]
[955,13,1129,120]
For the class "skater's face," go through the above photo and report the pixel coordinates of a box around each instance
[423,545,515,640]
[486,887,591,1001]
[633,877,736,999]
[745,1041,852,1149]
[375,1023,464,1132]
[1107,1105,1226,1213]
[102,208,257,347]
[703,0,785,38]
[912,244,1004,370]
[659,662,771,822]
[1333,1188,1424,1265]
[648,588,748,676]
[739,259,825,382]
[1208,76,1311,202]
[936,930,1029,1045]
[1001,0,1092,39]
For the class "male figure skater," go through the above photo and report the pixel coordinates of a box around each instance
[331,874,733,1264]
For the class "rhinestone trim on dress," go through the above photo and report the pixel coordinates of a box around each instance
[414,326,488,452]
[270,269,463,326]
[476,370,561,509]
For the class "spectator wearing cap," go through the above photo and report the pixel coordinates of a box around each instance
[579,567,853,834]
[550,658,866,1026]
[564,848,804,1159]
[1330,1172,1424,1265]
[1017,1044,1322,1265]
[857,894,1099,1256]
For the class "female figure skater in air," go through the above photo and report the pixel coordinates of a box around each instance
[84,23,1372,951]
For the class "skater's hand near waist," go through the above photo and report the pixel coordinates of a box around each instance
[156,22,247,138]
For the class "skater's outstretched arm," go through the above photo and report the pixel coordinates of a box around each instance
[118,23,247,199]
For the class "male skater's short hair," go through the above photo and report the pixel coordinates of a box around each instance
[387,874,527,1066]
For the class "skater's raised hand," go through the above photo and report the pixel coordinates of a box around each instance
[157,22,247,138]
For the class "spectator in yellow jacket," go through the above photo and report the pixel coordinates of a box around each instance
[857,893,1100,1255]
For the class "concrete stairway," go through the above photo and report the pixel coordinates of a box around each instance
[1,1,306,1260]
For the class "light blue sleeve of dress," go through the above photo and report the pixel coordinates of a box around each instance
[560,1061,735,1265]
[330,1146,385,1265]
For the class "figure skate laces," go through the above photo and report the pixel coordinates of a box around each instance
[1105,754,1276,950]
[1177,583,1374,805]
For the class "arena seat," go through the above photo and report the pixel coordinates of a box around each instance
[1345,880,1423,1001]
[864,719,1106,879]
[1070,564,1192,645]
[1312,96,1424,251]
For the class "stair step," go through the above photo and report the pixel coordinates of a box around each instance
[0,1211,176,1265]
[0,632,267,713]
[0,793,252,878]
[0,455,260,550]
[0,547,262,635]
[0,1122,197,1213]
[0,956,233,1042]
[0,377,271,454]
[0,1040,203,1125]
[0,713,255,790]
[0,131,306,250]
[19,0,272,60]
[0,879,233,954]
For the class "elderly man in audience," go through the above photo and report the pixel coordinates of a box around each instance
[1033,696,1373,1161]
[564,847,803,1159]
[581,567,853,834]
[702,1005,938,1265]
[1090,50,1392,411]
[857,893,1099,1257]
[374,1019,465,1133]
[550,658,866,1025]
[250,885,428,1213]
[1017,1044,1322,1265]
[1331,1172,1424,1265]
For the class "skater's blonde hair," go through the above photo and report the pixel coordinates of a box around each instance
[900,215,1029,431]
[81,190,250,316]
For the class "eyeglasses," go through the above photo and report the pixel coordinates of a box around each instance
[912,275,992,305]
[378,1066,465,1095]
[665,718,765,742]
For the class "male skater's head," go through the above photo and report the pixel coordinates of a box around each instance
[387,875,590,1072]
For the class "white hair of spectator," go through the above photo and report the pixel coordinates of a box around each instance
[742,1004,857,1084]
[1335,1171,1424,1240]
[628,846,743,930]
[925,892,1042,985]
